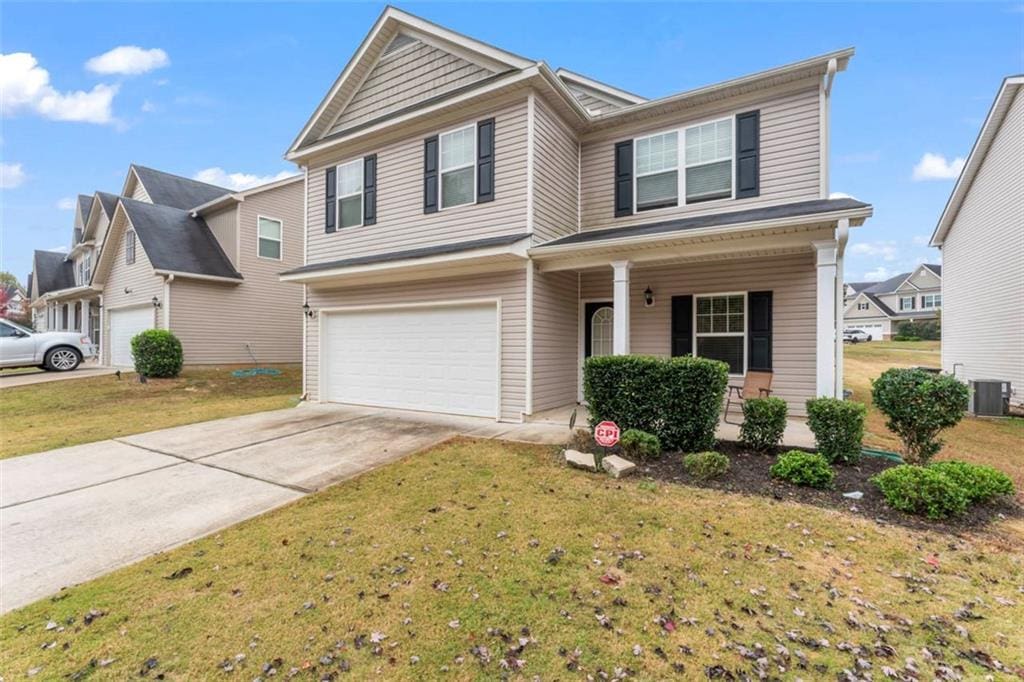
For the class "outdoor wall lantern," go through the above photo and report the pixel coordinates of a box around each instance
[644,287,655,307]
[151,296,161,309]
[303,302,316,319]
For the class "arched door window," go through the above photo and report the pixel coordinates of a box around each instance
[590,306,614,357]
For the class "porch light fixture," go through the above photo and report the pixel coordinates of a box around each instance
[644,287,655,307]
[151,296,161,309]
[303,302,316,319]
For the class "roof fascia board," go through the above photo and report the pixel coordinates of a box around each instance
[152,269,242,284]
[931,76,1023,246]
[554,67,647,104]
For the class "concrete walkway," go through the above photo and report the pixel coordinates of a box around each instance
[0,364,117,389]
[0,404,570,613]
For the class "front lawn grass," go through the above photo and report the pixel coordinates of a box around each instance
[845,341,1024,497]
[2,439,1022,679]
[0,365,301,459]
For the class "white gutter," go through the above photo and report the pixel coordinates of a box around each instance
[162,274,174,329]
[819,58,837,198]
[152,269,242,284]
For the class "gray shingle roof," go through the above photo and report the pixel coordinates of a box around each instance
[120,198,241,280]
[96,191,120,219]
[846,281,876,293]
[861,264,942,295]
[33,250,74,295]
[864,293,896,317]
[132,164,230,211]
[536,198,872,248]
[77,194,93,223]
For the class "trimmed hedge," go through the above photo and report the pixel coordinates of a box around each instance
[584,355,729,452]
[895,319,940,341]
[805,397,866,464]
[739,397,787,452]
[871,368,969,463]
[683,451,730,481]
[620,429,661,461]
[770,450,835,489]
[131,329,183,378]
[928,461,1014,504]
[872,465,969,519]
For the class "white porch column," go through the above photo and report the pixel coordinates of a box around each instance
[81,299,90,336]
[813,240,838,397]
[611,260,632,355]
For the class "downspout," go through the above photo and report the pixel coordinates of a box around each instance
[163,273,174,330]
[834,218,849,398]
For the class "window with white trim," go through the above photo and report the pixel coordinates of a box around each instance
[899,295,915,311]
[695,293,745,375]
[257,216,283,260]
[439,125,475,209]
[921,294,941,309]
[685,118,733,203]
[336,159,364,229]
[125,230,136,265]
[857,301,869,311]
[635,131,678,211]
[590,306,614,357]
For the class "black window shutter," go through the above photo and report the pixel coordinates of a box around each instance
[735,110,760,199]
[476,118,495,203]
[363,154,377,226]
[325,166,337,233]
[748,290,773,371]
[671,295,693,357]
[423,136,439,214]
[614,140,633,217]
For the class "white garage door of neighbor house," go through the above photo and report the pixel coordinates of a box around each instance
[109,306,154,367]
[852,323,884,340]
[322,303,498,418]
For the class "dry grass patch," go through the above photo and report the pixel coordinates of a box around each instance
[2,439,1022,680]
[0,365,301,459]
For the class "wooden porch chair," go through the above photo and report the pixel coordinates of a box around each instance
[724,371,774,424]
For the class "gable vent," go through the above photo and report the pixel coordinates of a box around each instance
[383,33,418,57]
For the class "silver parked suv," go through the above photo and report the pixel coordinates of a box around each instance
[0,318,97,372]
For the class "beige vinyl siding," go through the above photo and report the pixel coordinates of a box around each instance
[307,97,529,264]
[908,267,940,290]
[168,181,304,364]
[130,180,151,203]
[580,253,817,415]
[579,78,822,231]
[100,215,163,365]
[204,207,238,269]
[305,268,526,421]
[844,298,889,321]
[532,98,580,243]
[940,90,1024,404]
[328,40,493,137]
[531,269,579,412]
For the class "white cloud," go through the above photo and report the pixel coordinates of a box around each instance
[1,52,118,124]
[193,167,298,191]
[85,46,169,76]
[849,240,899,262]
[912,152,965,181]
[829,191,856,200]
[0,162,26,188]
[141,99,157,113]
[862,266,893,281]
[911,234,931,246]
[57,196,77,210]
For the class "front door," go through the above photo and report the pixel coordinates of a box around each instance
[584,302,614,358]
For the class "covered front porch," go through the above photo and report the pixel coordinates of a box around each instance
[33,287,102,348]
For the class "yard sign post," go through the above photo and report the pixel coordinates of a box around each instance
[594,420,620,464]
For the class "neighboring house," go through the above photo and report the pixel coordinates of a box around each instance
[1,283,28,318]
[29,164,305,367]
[280,8,872,421]
[842,263,942,340]
[931,75,1023,407]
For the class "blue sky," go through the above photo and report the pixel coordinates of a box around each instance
[2,2,1021,286]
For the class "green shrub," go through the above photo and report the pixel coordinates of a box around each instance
[583,355,729,452]
[892,335,921,342]
[620,429,661,461]
[131,329,183,378]
[739,397,787,452]
[895,319,940,341]
[683,451,730,481]
[928,461,1014,504]
[770,450,835,489]
[872,465,969,519]
[871,368,969,464]
[805,398,866,464]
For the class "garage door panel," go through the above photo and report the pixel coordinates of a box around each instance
[109,307,154,367]
[322,304,498,418]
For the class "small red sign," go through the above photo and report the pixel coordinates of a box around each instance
[594,420,621,448]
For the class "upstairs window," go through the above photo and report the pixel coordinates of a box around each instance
[857,301,869,311]
[899,295,915,311]
[439,125,475,209]
[635,132,678,211]
[82,252,91,284]
[337,159,364,229]
[125,230,136,265]
[685,118,733,203]
[257,216,283,260]
[921,294,941,309]
[695,293,746,375]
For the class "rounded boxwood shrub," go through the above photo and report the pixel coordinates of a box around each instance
[583,354,729,453]
[770,450,835,489]
[871,465,969,519]
[805,397,866,464]
[683,451,730,481]
[928,461,1014,504]
[131,329,183,378]
[739,397,787,452]
[871,368,969,464]
[620,428,661,461]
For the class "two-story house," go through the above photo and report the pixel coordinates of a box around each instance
[29,164,306,367]
[280,8,872,421]
[842,263,942,340]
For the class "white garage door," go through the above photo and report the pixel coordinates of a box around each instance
[322,303,498,418]
[109,306,154,367]
[848,323,884,340]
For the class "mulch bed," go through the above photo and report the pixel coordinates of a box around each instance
[581,438,1021,534]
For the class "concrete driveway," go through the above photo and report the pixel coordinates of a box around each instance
[0,403,568,613]
[0,364,117,389]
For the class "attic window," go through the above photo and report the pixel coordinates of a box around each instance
[125,230,136,265]
[382,33,418,57]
